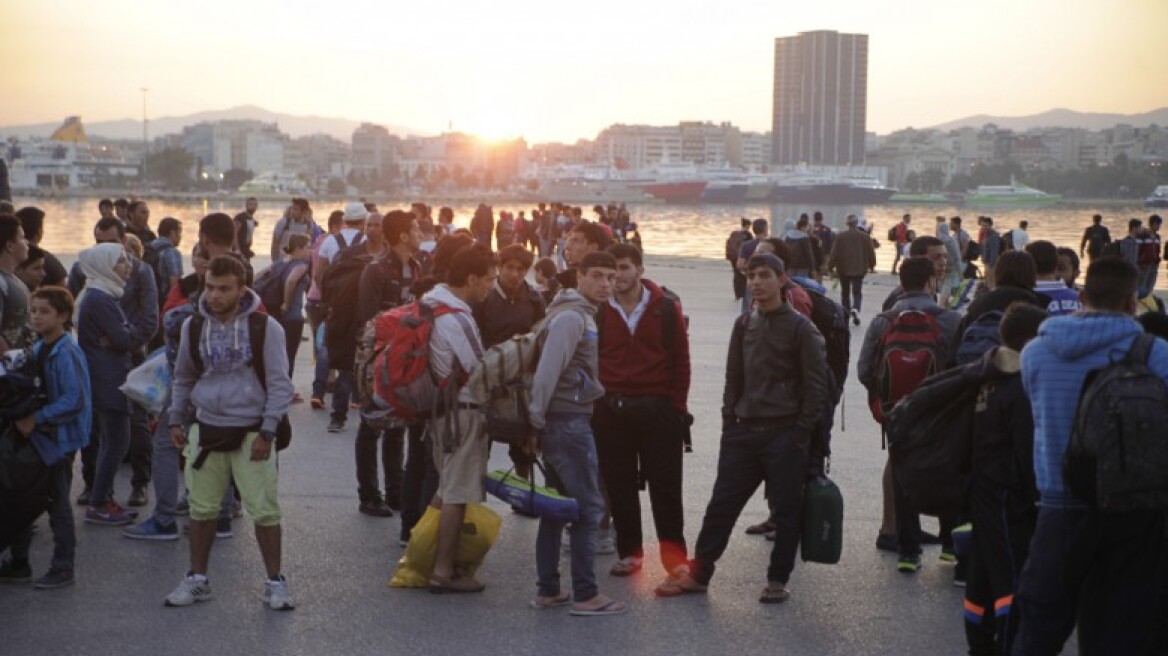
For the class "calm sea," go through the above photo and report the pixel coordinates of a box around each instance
[13,196,1162,287]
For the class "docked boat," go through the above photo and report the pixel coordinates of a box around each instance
[889,192,964,205]
[1146,185,1168,208]
[528,177,654,204]
[5,117,140,190]
[965,182,1060,207]
[768,175,896,205]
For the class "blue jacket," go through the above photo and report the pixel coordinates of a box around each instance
[1020,312,1168,508]
[77,289,133,413]
[32,334,92,453]
[69,258,158,352]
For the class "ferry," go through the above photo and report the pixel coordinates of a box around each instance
[964,181,1060,207]
[768,175,896,205]
[5,117,139,190]
[1146,185,1168,209]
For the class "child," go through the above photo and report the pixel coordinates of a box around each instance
[962,303,1046,654]
[3,287,92,588]
[16,246,47,291]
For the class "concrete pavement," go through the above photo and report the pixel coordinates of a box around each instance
[0,255,1062,656]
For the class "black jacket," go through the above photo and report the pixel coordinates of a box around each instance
[356,248,425,326]
[969,347,1038,519]
[473,280,546,349]
[949,285,1049,365]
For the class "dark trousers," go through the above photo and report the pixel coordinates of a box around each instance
[330,368,355,423]
[281,318,305,377]
[1011,506,1167,656]
[129,403,151,489]
[730,262,746,300]
[893,462,959,555]
[306,301,328,400]
[964,482,1036,656]
[690,423,807,585]
[354,420,404,504]
[592,396,687,571]
[840,274,866,312]
[399,423,438,542]
[11,452,76,572]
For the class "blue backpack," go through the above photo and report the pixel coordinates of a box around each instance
[954,310,1003,365]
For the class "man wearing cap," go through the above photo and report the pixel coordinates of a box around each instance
[316,203,369,434]
[316,202,368,266]
[827,214,877,324]
[658,252,828,604]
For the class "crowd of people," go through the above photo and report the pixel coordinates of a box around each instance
[0,191,1165,652]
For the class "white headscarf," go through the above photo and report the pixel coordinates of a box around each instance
[75,244,128,323]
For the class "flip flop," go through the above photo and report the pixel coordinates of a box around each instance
[529,593,571,609]
[569,599,627,616]
[428,575,485,594]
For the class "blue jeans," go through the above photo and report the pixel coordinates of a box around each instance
[91,409,131,507]
[691,423,807,585]
[307,301,329,400]
[840,274,865,312]
[1138,264,1158,298]
[536,413,606,601]
[150,401,181,525]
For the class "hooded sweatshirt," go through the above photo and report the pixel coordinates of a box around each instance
[527,289,605,429]
[168,288,293,433]
[423,283,484,405]
[1020,312,1168,508]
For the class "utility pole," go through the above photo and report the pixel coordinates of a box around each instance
[141,87,149,184]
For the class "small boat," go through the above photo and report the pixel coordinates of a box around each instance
[965,181,1060,207]
[1146,185,1168,209]
[888,192,964,205]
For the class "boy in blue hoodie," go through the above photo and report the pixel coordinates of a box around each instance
[1015,257,1168,655]
[2,287,92,589]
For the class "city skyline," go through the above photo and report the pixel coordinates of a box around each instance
[3,0,1165,144]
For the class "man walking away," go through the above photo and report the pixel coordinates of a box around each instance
[234,198,259,261]
[1079,214,1111,263]
[725,218,751,301]
[827,214,876,325]
[891,214,911,274]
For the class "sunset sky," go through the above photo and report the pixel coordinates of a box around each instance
[3,0,1165,143]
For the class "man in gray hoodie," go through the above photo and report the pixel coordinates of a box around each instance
[164,255,295,610]
[528,251,626,616]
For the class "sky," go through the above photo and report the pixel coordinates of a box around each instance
[2,0,1165,143]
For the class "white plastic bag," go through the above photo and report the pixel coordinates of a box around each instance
[120,348,171,414]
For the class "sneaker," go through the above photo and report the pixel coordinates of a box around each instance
[264,575,296,610]
[953,559,967,588]
[897,553,922,574]
[939,548,958,563]
[0,558,32,584]
[596,532,616,555]
[165,573,212,607]
[33,567,74,589]
[123,516,180,541]
[875,532,899,552]
[216,517,234,539]
[358,497,394,517]
[85,501,135,526]
[850,309,861,326]
[75,487,92,506]
[310,397,325,410]
[327,418,345,433]
[128,486,149,507]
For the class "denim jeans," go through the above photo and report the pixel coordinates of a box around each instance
[90,409,131,506]
[355,421,404,503]
[399,423,438,542]
[150,402,181,525]
[536,412,606,601]
[129,403,152,489]
[840,274,865,312]
[11,452,76,570]
[1138,264,1159,298]
[690,423,807,585]
[306,301,329,400]
[330,369,355,422]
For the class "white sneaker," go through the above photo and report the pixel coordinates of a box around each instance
[165,574,212,607]
[264,575,296,610]
[596,531,616,555]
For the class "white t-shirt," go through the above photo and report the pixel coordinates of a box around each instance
[317,227,365,263]
[1011,228,1031,250]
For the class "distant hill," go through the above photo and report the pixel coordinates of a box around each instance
[0,104,426,142]
[928,107,1168,132]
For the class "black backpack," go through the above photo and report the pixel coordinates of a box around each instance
[186,313,292,460]
[1065,334,1168,510]
[799,285,850,400]
[955,310,1004,366]
[252,261,293,320]
[964,240,982,262]
[320,249,372,312]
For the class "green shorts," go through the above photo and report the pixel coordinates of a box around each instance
[184,425,282,526]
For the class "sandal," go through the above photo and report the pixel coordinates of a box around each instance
[530,593,571,609]
[654,567,707,597]
[569,597,628,616]
[428,574,485,594]
[609,556,643,577]
[745,519,777,535]
[759,581,790,604]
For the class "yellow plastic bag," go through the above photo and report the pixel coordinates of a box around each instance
[389,503,502,588]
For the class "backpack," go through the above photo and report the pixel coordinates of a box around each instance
[370,302,476,426]
[887,226,898,242]
[1138,234,1160,266]
[355,318,397,429]
[793,280,850,399]
[1064,334,1168,510]
[186,313,292,461]
[142,241,174,303]
[467,326,546,447]
[869,309,946,425]
[320,250,372,312]
[252,261,293,320]
[964,240,982,262]
[1001,230,1015,252]
[954,310,1004,365]
[885,364,978,516]
[725,230,749,262]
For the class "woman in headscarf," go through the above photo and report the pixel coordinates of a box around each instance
[75,243,136,526]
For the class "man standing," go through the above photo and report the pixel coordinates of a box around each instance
[979,217,1003,286]
[270,198,316,262]
[98,199,116,221]
[125,201,156,247]
[528,251,626,615]
[473,244,545,349]
[891,214,911,274]
[1079,214,1111,262]
[234,198,259,261]
[14,206,67,287]
[725,218,751,301]
[1011,220,1031,251]
[1013,257,1167,654]
[423,244,496,593]
[736,218,770,312]
[1025,241,1082,316]
[827,214,877,324]
[164,255,295,609]
[593,243,691,587]
[950,216,971,261]
[658,253,826,604]
[319,203,369,433]
[558,221,612,290]
[1137,214,1161,297]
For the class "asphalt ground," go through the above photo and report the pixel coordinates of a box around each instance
[0,255,1075,656]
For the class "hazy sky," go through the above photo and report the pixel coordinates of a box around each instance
[3,0,1165,143]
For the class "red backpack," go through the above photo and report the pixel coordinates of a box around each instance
[869,309,946,425]
[370,301,473,425]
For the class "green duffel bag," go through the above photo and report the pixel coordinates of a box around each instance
[801,475,844,564]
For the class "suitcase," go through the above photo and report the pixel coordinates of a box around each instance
[801,475,844,564]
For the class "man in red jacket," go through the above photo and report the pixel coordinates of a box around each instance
[593,243,692,592]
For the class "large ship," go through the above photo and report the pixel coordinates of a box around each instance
[768,175,897,205]
[1146,185,1168,208]
[5,117,140,190]
[964,181,1060,207]
[521,166,655,204]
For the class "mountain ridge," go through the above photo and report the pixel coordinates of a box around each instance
[926,107,1168,132]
